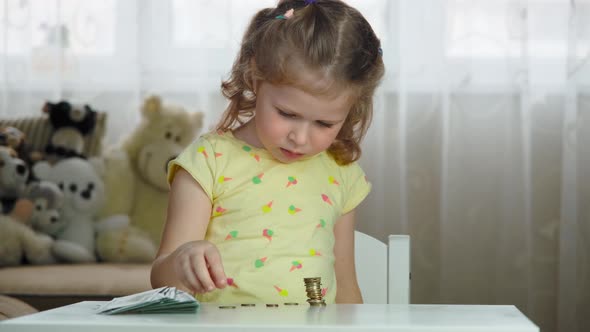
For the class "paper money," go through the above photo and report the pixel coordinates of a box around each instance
[97,287,199,315]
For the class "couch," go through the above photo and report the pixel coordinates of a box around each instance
[0,264,151,314]
[0,112,152,319]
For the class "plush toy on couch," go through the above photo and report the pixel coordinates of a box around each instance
[0,146,29,214]
[0,126,43,167]
[25,181,64,238]
[33,157,103,263]
[0,213,57,267]
[94,214,157,263]
[42,101,98,163]
[0,181,58,267]
[0,146,60,266]
[100,95,203,245]
[33,157,156,263]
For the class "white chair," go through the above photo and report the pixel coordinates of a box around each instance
[354,231,411,304]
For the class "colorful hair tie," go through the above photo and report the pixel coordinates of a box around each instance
[378,47,383,56]
[276,8,294,19]
[305,0,317,4]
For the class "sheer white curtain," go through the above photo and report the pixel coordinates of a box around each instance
[1,1,588,331]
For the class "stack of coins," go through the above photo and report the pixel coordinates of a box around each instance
[303,277,326,306]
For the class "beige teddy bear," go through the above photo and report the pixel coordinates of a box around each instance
[95,214,157,263]
[100,95,203,245]
[0,198,57,267]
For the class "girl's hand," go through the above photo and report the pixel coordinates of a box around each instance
[173,240,227,294]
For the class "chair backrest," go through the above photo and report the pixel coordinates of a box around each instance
[388,234,411,304]
[354,231,387,303]
[354,231,411,304]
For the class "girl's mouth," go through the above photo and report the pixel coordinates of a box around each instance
[280,148,304,160]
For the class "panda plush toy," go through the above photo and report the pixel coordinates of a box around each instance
[42,101,98,164]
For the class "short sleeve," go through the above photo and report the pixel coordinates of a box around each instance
[167,136,217,201]
[341,162,371,214]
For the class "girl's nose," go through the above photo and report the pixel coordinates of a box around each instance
[288,124,309,146]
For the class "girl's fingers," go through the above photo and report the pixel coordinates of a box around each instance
[205,248,227,288]
[181,257,204,293]
[192,253,216,292]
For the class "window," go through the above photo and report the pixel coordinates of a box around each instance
[0,0,115,55]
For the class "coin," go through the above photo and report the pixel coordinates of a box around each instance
[219,305,236,309]
[303,277,321,283]
[308,302,327,307]
[306,299,325,304]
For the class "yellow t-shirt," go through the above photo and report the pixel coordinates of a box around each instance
[167,131,371,304]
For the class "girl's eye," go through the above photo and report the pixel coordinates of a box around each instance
[278,110,295,118]
[317,121,334,128]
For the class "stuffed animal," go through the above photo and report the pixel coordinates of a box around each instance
[42,101,98,163]
[0,146,29,214]
[32,157,157,263]
[100,95,203,245]
[0,126,24,150]
[24,181,65,237]
[0,126,43,167]
[95,214,157,263]
[32,157,103,263]
[0,197,56,266]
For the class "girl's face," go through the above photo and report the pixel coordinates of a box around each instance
[250,81,353,163]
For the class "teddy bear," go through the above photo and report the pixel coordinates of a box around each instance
[0,189,57,267]
[32,157,157,263]
[99,95,203,245]
[0,146,29,214]
[94,214,157,263]
[42,100,98,163]
[32,157,102,263]
[0,214,57,266]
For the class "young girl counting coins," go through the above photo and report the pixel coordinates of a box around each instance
[151,0,384,305]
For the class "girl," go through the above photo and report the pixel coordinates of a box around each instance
[151,0,384,304]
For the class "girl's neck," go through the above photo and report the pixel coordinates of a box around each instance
[232,120,263,148]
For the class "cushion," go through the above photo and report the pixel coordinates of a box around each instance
[0,264,151,311]
[0,264,151,296]
[0,295,38,320]
[0,112,107,157]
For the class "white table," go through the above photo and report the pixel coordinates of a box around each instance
[0,301,539,332]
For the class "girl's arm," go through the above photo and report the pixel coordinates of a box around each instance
[150,168,227,294]
[333,209,363,303]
